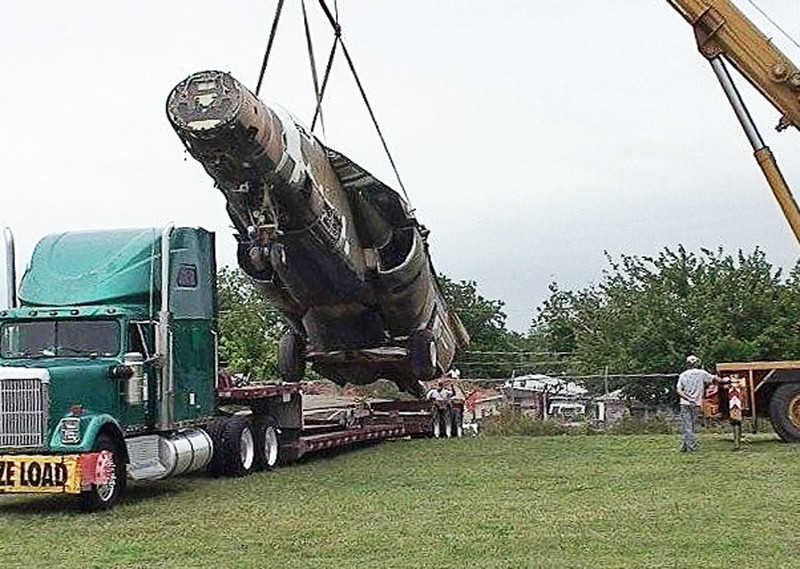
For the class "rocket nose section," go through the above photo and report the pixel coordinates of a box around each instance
[166,70,244,134]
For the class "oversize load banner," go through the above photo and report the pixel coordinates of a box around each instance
[0,455,81,494]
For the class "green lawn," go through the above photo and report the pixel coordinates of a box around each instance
[2,433,800,568]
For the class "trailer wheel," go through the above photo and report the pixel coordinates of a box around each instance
[279,331,306,382]
[79,433,126,511]
[770,383,800,442]
[410,329,437,381]
[218,416,256,477]
[254,415,280,471]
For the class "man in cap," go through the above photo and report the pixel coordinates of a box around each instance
[676,354,718,452]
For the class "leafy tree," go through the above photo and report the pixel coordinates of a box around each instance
[438,276,526,378]
[529,246,800,404]
[216,266,285,380]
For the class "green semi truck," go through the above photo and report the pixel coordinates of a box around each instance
[0,226,450,510]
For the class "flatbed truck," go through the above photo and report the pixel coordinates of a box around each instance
[704,361,800,441]
[0,226,459,510]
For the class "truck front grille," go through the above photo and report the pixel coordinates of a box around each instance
[0,378,49,448]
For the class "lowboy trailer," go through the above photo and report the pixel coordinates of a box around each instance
[0,226,460,510]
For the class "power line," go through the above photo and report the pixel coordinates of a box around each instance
[464,350,574,356]
[560,373,677,381]
[745,0,800,50]
[458,373,677,384]
[455,360,574,366]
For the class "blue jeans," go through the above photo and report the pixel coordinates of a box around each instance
[679,404,699,452]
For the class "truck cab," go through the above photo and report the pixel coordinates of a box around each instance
[0,226,219,508]
[0,224,442,511]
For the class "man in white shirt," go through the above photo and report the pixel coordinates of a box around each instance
[676,354,718,453]
[426,380,454,438]
[426,380,452,405]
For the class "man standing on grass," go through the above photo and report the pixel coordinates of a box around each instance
[676,354,718,453]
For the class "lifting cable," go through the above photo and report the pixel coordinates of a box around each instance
[255,0,284,97]
[254,0,411,207]
[309,35,339,134]
[302,0,327,139]
[309,0,340,134]
[315,0,411,205]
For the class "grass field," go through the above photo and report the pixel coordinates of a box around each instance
[2,433,800,568]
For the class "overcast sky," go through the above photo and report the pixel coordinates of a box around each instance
[3,1,800,331]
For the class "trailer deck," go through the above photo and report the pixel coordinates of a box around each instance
[215,377,461,462]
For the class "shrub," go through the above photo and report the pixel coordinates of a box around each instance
[607,412,674,435]
[481,408,691,437]
[481,408,569,437]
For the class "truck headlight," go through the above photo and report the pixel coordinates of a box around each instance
[60,418,81,445]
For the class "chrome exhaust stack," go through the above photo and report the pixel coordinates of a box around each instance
[3,228,16,309]
[156,224,175,429]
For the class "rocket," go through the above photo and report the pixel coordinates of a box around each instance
[167,70,467,396]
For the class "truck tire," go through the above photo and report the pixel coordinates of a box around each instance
[205,419,226,477]
[254,415,280,471]
[217,416,256,477]
[410,329,437,381]
[279,331,306,383]
[769,383,800,442]
[79,433,126,511]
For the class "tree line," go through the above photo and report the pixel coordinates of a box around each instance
[217,246,800,404]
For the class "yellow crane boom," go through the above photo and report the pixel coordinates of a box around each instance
[666,0,800,243]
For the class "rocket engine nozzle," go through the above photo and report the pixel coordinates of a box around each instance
[166,71,244,136]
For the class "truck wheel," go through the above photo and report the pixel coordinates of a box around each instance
[254,415,280,471]
[218,416,256,477]
[79,433,126,511]
[279,331,306,382]
[410,329,437,381]
[205,419,226,477]
[769,383,800,442]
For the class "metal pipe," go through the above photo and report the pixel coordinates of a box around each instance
[157,224,175,429]
[754,147,800,244]
[709,56,800,245]
[3,228,16,309]
[160,224,174,317]
[710,57,765,151]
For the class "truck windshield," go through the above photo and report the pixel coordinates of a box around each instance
[0,320,120,359]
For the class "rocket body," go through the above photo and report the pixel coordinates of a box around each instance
[167,71,468,394]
